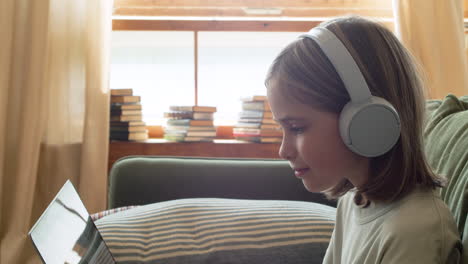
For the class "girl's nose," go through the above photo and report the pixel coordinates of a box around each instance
[279,135,295,160]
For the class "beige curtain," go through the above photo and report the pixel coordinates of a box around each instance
[393,0,468,99]
[0,0,112,263]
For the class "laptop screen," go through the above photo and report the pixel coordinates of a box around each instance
[29,180,115,264]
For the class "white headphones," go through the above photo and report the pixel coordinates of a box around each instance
[300,27,401,157]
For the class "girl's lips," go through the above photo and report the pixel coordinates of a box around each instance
[294,168,310,178]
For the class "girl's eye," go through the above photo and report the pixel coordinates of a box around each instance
[289,127,305,134]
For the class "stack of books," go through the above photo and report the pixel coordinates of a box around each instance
[163,105,217,142]
[109,89,148,141]
[233,95,282,143]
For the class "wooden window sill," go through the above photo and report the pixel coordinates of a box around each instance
[108,139,281,170]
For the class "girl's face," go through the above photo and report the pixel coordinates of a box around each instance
[267,83,370,193]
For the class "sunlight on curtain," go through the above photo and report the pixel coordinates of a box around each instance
[393,0,468,99]
[0,0,112,263]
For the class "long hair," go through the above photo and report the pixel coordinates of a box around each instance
[265,16,444,204]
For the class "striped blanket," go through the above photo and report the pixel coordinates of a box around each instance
[95,198,336,264]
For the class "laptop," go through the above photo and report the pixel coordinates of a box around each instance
[29,180,116,264]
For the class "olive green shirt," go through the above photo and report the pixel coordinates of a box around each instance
[323,188,462,263]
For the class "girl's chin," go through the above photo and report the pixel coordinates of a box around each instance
[302,181,327,193]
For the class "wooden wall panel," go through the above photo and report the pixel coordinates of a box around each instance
[108,140,282,171]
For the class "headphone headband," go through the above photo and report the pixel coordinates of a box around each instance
[300,27,371,103]
[300,27,401,157]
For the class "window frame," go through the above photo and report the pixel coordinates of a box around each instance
[111,16,394,138]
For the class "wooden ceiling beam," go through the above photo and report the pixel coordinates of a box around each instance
[113,0,393,17]
[114,0,391,9]
[111,1,397,31]
[112,19,322,31]
[113,7,393,18]
[112,18,393,31]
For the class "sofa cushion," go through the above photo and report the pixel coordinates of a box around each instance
[424,94,468,258]
[95,198,335,264]
[108,157,336,209]
[90,206,138,221]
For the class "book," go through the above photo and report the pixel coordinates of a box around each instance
[111,89,133,96]
[110,131,148,141]
[165,125,216,132]
[110,109,142,116]
[235,122,280,129]
[111,95,141,104]
[237,118,277,125]
[239,111,273,119]
[166,119,214,127]
[110,115,143,122]
[111,104,142,111]
[165,130,217,137]
[259,137,282,143]
[164,111,214,120]
[242,101,271,111]
[110,121,146,127]
[233,132,282,138]
[234,136,282,143]
[110,126,147,133]
[240,95,267,102]
[233,128,283,137]
[169,106,217,113]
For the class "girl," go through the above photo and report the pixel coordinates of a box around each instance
[265,16,462,263]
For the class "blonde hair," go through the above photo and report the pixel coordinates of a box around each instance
[265,16,444,204]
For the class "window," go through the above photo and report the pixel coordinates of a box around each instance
[110,31,195,125]
[198,31,300,125]
[110,29,301,126]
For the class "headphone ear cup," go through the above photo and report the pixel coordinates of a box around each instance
[339,96,401,157]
